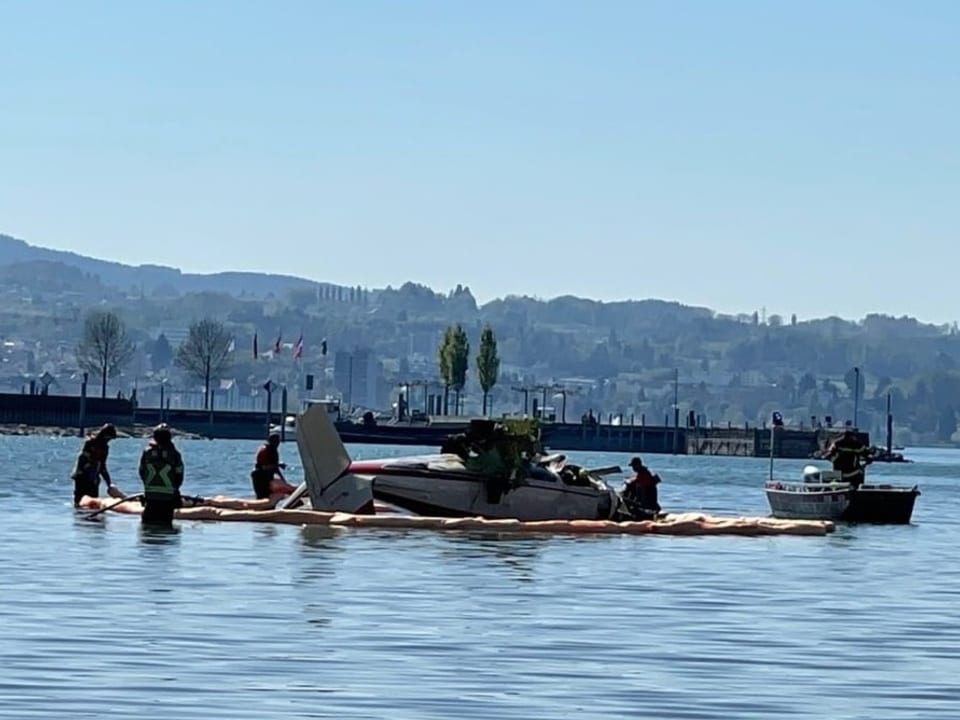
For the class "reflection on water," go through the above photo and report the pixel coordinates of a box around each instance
[139,523,182,544]
[437,533,549,581]
[298,525,344,548]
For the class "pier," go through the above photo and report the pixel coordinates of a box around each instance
[0,391,867,459]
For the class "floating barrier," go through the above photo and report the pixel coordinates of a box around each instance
[78,495,835,536]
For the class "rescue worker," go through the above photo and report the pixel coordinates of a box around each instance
[826,429,872,489]
[251,432,291,499]
[70,423,118,506]
[624,456,662,515]
[138,423,184,526]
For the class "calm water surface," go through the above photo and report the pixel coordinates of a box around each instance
[1,436,958,719]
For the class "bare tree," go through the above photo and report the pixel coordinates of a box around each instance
[175,318,233,409]
[76,310,134,398]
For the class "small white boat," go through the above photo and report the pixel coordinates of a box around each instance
[268,414,297,437]
[765,466,853,521]
[269,398,341,439]
[763,413,920,524]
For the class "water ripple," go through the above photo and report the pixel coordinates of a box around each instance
[0,437,958,719]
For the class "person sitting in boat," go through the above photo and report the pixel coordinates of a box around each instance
[623,456,662,514]
[251,433,296,499]
[70,423,120,506]
[825,429,872,489]
[138,423,185,526]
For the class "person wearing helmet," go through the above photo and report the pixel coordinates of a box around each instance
[251,432,292,499]
[825,428,872,489]
[70,423,120,506]
[138,423,185,525]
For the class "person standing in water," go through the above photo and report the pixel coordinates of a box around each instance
[70,423,119,506]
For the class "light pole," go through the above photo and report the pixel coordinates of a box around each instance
[853,366,861,429]
[673,367,680,454]
[511,385,531,415]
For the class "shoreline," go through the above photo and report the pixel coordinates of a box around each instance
[0,423,205,440]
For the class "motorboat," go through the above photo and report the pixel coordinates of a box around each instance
[765,466,853,521]
[269,398,341,440]
[268,414,297,437]
[764,413,919,524]
[282,403,652,521]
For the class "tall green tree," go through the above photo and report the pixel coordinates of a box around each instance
[438,324,470,415]
[175,318,233,409]
[450,324,470,415]
[438,326,454,414]
[76,310,135,398]
[476,324,500,415]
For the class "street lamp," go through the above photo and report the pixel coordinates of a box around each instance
[511,385,532,415]
[853,366,861,429]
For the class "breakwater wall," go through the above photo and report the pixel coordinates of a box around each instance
[0,392,867,458]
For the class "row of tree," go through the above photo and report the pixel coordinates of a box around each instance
[77,310,231,407]
[437,323,501,415]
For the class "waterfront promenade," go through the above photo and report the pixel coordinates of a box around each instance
[0,391,859,458]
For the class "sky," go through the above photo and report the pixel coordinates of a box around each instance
[1,0,958,323]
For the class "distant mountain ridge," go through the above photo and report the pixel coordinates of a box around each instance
[6,231,942,336]
[0,232,323,298]
[0,231,716,322]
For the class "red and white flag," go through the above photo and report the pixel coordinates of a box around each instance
[293,333,304,360]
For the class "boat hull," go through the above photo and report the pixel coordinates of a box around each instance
[842,485,920,524]
[765,482,920,524]
[367,469,618,521]
[765,483,851,521]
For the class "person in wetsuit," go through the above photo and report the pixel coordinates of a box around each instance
[138,423,184,526]
[826,429,872,489]
[251,432,287,499]
[70,423,118,506]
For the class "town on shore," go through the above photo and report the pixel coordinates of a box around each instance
[2,232,958,452]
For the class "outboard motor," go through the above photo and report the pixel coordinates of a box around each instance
[802,465,823,483]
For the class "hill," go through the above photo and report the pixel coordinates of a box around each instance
[0,232,322,299]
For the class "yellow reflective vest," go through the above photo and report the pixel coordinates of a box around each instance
[139,441,184,500]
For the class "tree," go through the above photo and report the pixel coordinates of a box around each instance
[175,318,233,409]
[76,310,134,398]
[937,406,957,443]
[439,324,470,415]
[778,372,797,401]
[476,324,500,415]
[150,333,174,370]
[438,326,454,414]
[797,372,818,397]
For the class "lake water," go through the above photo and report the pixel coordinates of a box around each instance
[1,435,958,719]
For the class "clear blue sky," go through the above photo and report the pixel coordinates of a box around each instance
[1,0,957,323]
